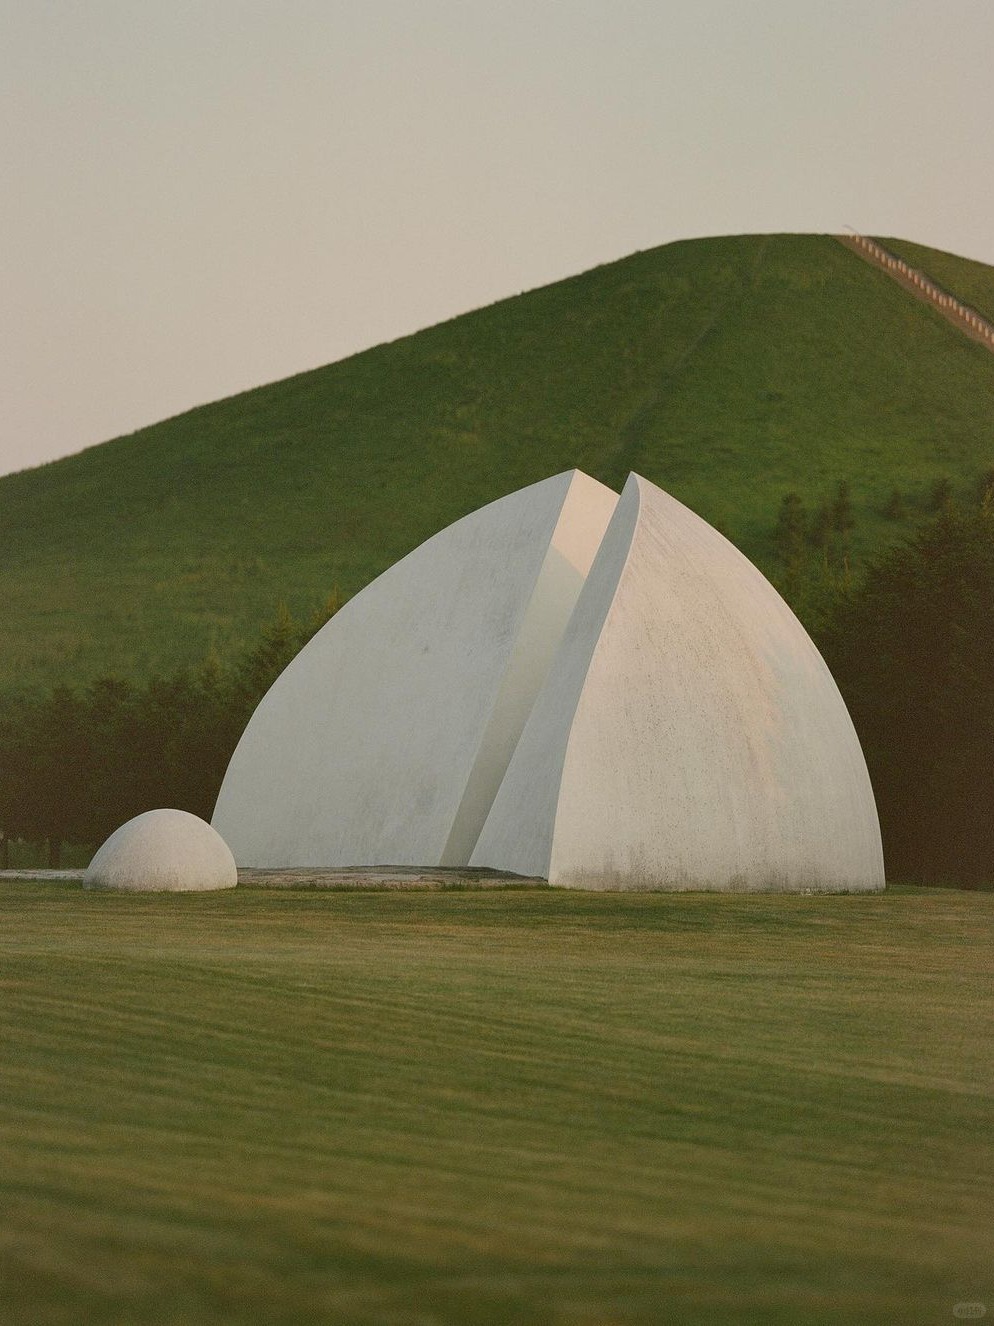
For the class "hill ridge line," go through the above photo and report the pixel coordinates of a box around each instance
[836,233,994,354]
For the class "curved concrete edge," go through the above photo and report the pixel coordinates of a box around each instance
[212,470,617,868]
[551,475,884,891]
[83,809,238,892]
[439,470,617,864]
[473,474,885,893]
[469,476,641,878]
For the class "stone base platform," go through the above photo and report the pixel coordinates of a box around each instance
[237,866,545,890]
[0,867,545,890]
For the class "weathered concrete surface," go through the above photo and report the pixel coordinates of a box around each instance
[472,474,885,892]
[84,809,238,892]
[213,470,617,868]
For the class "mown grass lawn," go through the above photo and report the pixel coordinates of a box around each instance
[1,883,991,1324]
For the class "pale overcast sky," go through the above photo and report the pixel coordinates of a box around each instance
[2,1,992,478]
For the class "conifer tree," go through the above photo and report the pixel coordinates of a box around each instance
[775,493,806,564]
[883,488,906,520]
[831,480,855,536]
[808,502,832,558]
[930,475,953,511]
[774,492,807,599]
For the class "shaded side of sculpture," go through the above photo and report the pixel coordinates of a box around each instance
[212,470,617,868]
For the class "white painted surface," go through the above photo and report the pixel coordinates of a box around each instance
[469,476,639,880]
[83,808,237,892]
[213,471,617,867]
[472,474,884,892]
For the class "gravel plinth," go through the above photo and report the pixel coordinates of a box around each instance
[0,866,545,890]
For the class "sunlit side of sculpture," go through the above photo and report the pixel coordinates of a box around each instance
[471,475,884,891]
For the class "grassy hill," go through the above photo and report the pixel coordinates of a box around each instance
[2,880,990,1324]
[3,233,994,692]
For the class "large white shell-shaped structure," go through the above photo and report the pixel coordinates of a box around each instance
[470,475,884,891]
[213,470,618,867]
[213,468,883,891]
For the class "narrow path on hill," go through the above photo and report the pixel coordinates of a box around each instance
[837,233,994,355]
[608,236,773,486]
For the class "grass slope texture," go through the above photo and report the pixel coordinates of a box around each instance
[3,233,994,691]
[2,883,991,1325]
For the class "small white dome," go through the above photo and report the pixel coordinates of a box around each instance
[84,809,237,892]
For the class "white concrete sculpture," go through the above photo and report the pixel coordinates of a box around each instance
[471,474,884,891]
[213,471,618,867]
[84,808,237,892]
[213,468,884,892]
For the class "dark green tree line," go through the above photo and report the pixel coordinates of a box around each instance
[819,501,994,884]
[0,595,340,865]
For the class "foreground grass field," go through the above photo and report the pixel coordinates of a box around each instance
[1,884,991,1325]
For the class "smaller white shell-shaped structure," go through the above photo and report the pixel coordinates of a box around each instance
[84,809,237,892]
[471,474,884,891]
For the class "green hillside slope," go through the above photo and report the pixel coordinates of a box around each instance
[3,233,994,691]
[884,237,994,324]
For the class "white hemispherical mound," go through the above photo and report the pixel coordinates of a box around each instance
[84,809,238,892]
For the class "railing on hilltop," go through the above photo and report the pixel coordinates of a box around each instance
[840,232,994,353]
